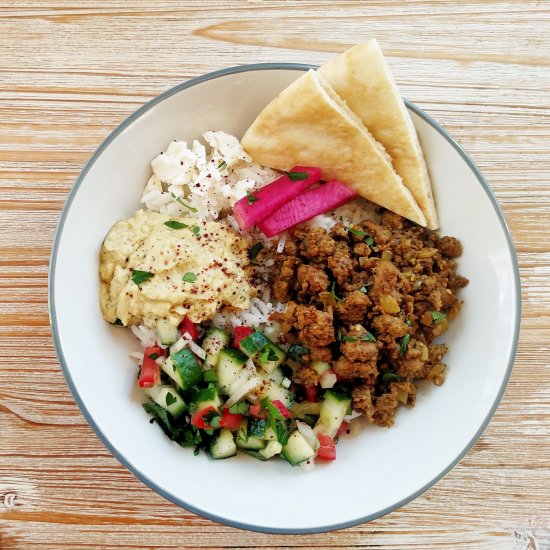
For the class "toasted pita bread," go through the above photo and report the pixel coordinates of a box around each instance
[319,39,438,229]
[241,70,426,227]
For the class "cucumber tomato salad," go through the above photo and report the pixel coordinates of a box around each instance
[139,321,351,466]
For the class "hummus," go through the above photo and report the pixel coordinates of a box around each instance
[99,210,253,328]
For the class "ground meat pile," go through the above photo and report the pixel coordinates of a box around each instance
[271,211,468,428]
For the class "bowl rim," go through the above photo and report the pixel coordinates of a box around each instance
[48,62,521,534]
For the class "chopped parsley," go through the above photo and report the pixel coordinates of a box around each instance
[361,331,376,342]
[288,343,309,361]
[164,220,187,230]
[182,272,197,283]
[217,160,227,170]
[382,372,402,383]
[365,236,375,246]
[148,352,160,360]
[347,227,374,246]
[405,318,412,326]
[330,281,343,302]
[246,191,259,205]
[209,415,221,429]
[431,311,447,324]
[359,285,369,294]
[131,270,154,286]
[191,225,200,236]
[284,170,309,181]
[170,192,198,213]
[259,347,279,363]
[399,333,410,356]
[165,392,177,407]
[229,402,249,415]
[260,397,289,445]
[342,336,357,343]
[248,242,264,262]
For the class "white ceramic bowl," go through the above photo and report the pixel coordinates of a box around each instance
[49,64,520,533]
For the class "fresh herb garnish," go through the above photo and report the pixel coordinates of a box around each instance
[217,160,227,170]
[399,333,410,356]
[191,225,200,236]
[114,318,123,326]
[288,343,309,361]
[259,347,279,363]
[203,369,218,383]
[246,191,259,205]
[209,415,221,429]
[431,311,447,324]
[164,220,187,230]
[248,242,264,262]
[330,281,343,302]
[148,352,159,360]
[131,270,154,286]
[260,397,289,445]
[284,170,308,181]
[165,392,177,407]
[336,328,342,341]
[182,272,197,283]
[347,227,374,246]
[382,372,402,383]
[359,285,368,294]
[361,331,376,342]
[229,402,249,415]
[170,192,198,213]
[143,402,181,439]
[342,336,357,342]
[405,318,412,326]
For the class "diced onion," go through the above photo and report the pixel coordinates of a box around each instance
[296,420,319,451]
[281,377,291,389]
[225,376,262,408]
[276,233,287,253]
[291,401,322,418]
[320,371,337,389]
[299,459,316,472]
[187,339,206,360]
[155,356,166,366]
[343,409,362,422]
[169,336,188,354]
[129,352,144,363]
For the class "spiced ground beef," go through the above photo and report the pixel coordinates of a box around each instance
[270,210,468,428]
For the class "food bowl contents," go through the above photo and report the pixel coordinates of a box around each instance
[98,39,468,468]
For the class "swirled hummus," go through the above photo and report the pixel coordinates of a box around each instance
[99,210,252,328]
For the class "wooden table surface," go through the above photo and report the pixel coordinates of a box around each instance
[1,1,549,549]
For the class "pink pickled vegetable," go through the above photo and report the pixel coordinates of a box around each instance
[233,166,321,230]
[258,180,358,237]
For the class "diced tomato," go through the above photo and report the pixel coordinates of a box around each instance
[305,385,319,402]
[232,326,254,349]
[191,405,218,429]
[336,420,350,437]
[219,408,243,430]
[317,433,336,461]
[248,404,265,419]
[179,316,198,340]
[271,400,291,418]
[138,345,162,388]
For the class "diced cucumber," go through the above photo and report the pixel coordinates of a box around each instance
[316,390,351,438]
[262,427,278,441]
[170,348,202,390]
[267,366,284,385]
[144,385,185,418]
[215,348,248,395]
[311,361,331,375]
[156,319,179,345]
[281,430,315,466]
[202,328,229,369]
[239,330,269,358]
[256,342,286,374]
[259,440,283,460]
[161,357,184,389]
[190,386,221,413]
[236,419,266,451]
[210,428,237,459]
[247,418,267,438]
[254,379,295,409]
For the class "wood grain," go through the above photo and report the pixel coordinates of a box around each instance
[1,1,549,549]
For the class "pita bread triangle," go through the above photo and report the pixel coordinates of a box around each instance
[319,39,439,229]
[241,70,427,227]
